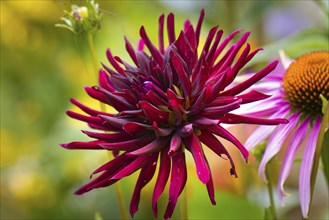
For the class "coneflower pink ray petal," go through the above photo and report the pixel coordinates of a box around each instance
[152,149,171,217]
[183,133,211,183]
[299,117,322,218]
[278,117,309,205]
[130,153,158,217]
[199,130,237,177]
[279,50,294,69]
[164,150,187,219]
[258,113,300,182]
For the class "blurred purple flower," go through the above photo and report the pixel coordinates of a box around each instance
[242,51,329,217]
[61,10,286,219]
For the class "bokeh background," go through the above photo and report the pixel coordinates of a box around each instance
[1,1,328,219]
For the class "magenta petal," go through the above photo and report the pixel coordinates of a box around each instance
[123,122,152,135]
[170,49,191,96]
[112,155,149,179]
[130,153,158,217]
[100,135,154,151]
[140,26,163,66]
[183,133,210,184]
[169,133,182,156]
[82,130,132,142]
[209,125,249,162]
[206,171,216,205]
[299,117,322,218]
[127,138,168,156]
[60,140,104,150]
[152,149,171,217]
[139,101,169,124]
[70,98,113,117]
[278,117,309,205]
[199,130,237,177]
[167,13,176,44]
[219,113,288,125]
[236,90,270,104]
[164,150,187,219]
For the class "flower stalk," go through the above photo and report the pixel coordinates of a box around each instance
[308,95,329,218]
[265,164,278,220]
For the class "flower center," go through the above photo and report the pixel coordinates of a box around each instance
[283,51,329,115]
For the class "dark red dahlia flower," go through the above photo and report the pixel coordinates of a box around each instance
[61,10,287,219]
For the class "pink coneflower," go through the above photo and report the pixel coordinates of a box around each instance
[243,50,329,217]
[61,10,287,219]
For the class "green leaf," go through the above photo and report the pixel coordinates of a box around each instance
[321,129,329,186]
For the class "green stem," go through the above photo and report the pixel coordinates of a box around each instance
[86,32,128,220]
[265,165,278,220]
[180,187,188,220]
[308,100,329,217]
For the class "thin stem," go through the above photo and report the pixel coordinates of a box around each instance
[265,165,278,220]
[180,187,188,220]
[86,32,128,220]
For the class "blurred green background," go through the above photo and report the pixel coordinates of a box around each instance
[1,1,328,219]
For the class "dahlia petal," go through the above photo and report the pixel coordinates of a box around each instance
[99,115,129,128]
[278,118,309,205]
[194,117,219,127]
[195,9,205,47]
[184,133,211,184]
[217,32,250,75]
[82,130,132,141]
[206,169,216,205]
[209,125,249,161]
[123,122,152,135]
[152,149,171,217]
[130,153,158,217]
[127,138,168,156]
[92,153,135,176]
[152,122,174,137]
[175,30,196,70]
[201,26,218,55]
[164,150,187,219]
[167,13,176,44]
[140,26,163,66]
[213,29,241,63]
[106,49,125,75]
[75,171,118,195]
[170,49,191,96]
[98,87,136,110]
[100,135,154,150]
[119,109,144,117]
[184,24,197,52]
[139,101,169,124]
[124,37,139,67]
[146,90,167,106]
[206,30,223,66]
[70,99,113,117]
[169,99,184,123]
[199,130,237,177]
[201,99,241,118]
[166,89,184,104]
[60,140,104,150]
[177,123,193,137]
[85,86,108,104]
[158,14,165,54]
[236,90,270,104]
[243,48,263,65]
[299,117,322,218]
[99,69,115,92]
[169,133,182,156]
[221,60,279,96]
[259,113,300,182]
[219,113,288,125]
[112,155,149,179]
[66,110,103,125]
